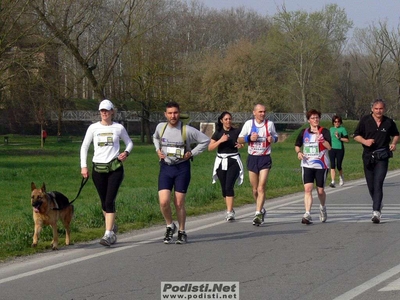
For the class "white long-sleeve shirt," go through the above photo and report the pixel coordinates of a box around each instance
[80,122,133,168]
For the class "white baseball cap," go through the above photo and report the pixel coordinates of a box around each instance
[99,99,114,111]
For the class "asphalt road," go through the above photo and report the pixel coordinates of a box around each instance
[2,171,400,300]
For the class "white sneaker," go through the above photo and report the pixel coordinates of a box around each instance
[99,233,117,246]
[319,206,327,222]
[339,176,344,186]
[225,210,236,221]
[301,212,313,224]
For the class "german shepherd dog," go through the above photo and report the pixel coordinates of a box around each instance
[31,182,74,250]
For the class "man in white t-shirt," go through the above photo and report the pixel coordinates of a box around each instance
[238,104,278,226]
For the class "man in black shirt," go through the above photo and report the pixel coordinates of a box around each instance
[354,99,399,223]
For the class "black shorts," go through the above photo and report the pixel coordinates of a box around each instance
[302,167,328,188]
[247,154,272,173]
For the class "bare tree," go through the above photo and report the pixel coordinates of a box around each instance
[380,22,400,114]
[0,0,33,90]
[0,0,50,135]
[351,25,392,99]
[29,0,153,101]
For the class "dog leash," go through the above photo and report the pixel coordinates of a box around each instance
[69,176,89,204]
[52,177,89,210]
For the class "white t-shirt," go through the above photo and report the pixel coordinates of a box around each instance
[80,122,133,168]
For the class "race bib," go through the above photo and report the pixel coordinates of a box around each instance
[166,146,185,158]
[303,142,319,158]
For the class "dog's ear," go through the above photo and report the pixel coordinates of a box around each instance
[31,182,36,191]
[41,182,46,193]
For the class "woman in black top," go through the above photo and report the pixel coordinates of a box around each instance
[208,112,244,221]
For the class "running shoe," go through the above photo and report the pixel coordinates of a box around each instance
[339,177,344,186]
[319,206,327,223]
[100,233,117,247]
[261,207,266,223]
[110,233,117,245]
[112,223,118,234]
[252,210,265,226]
[175,230,187,244]
[371,211,381,224]
[301,212,313,224]
[226,210,236,221]
[329,182,335,188]
[163,223,177,244]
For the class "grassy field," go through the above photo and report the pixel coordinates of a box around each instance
[1,120,400,261]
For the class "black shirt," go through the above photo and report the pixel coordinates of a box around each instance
[354,114,399,152]
[211,127,241,154]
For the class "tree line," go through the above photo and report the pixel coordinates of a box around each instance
[1,0,400,142]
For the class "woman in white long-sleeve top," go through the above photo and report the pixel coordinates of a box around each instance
[80,99,133,247]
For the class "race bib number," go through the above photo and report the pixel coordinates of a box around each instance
[166,146,185,158]
[303,142,319,158]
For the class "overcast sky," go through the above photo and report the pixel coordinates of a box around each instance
[199,0,400,30]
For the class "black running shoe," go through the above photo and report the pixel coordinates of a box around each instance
[163,223,177,244]
[175,230,187,244]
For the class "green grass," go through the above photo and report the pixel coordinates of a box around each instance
[1,126,399,262]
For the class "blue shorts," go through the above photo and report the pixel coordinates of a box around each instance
[247,154,272,173]
[158,160,191,193]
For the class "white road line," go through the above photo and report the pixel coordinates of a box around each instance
[0,218,246,285]
[379,277,400,291]
[0,241,147,285]
[333,263,400,299]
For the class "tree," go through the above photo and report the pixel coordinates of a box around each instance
[351,25,391,98]
[269,4,352,116]
[29,0,153,101]
[0,0,40,132]
[380,21,400,115]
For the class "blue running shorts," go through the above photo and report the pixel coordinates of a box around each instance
[158,160,191,193]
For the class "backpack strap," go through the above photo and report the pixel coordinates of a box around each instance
[161,122,168,138]
[182,123,186,145]
[160,122,186,145]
